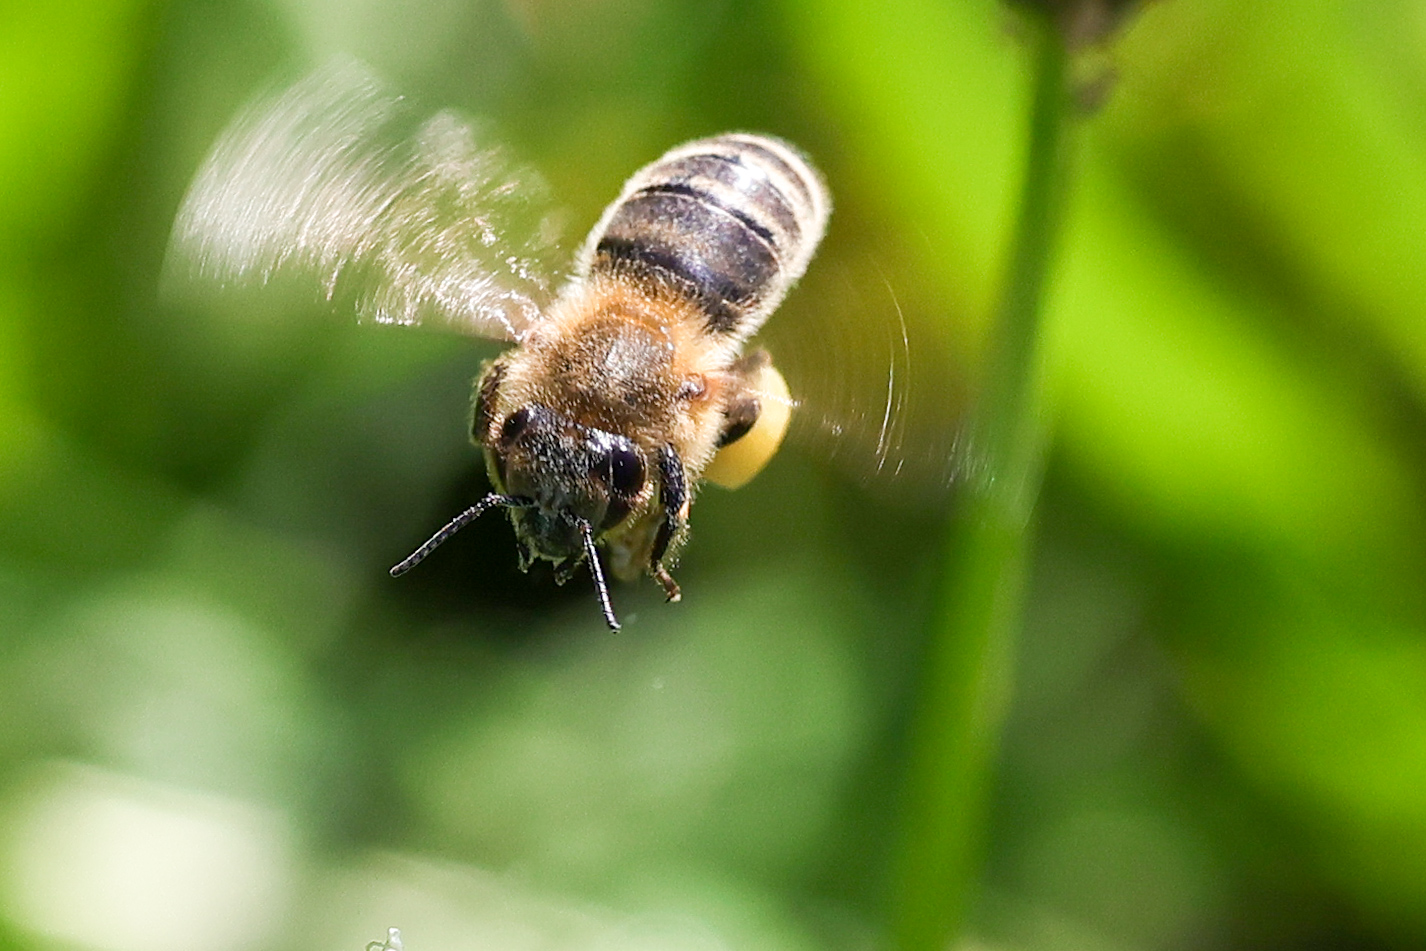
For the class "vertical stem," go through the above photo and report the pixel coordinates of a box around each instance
[890,13,1071,951]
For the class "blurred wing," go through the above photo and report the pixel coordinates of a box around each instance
[756,254,982,503]
[168,61,563,341]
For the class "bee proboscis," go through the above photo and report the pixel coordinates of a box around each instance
[170,62,830,631]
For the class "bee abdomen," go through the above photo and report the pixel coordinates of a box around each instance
[578,133,830,339]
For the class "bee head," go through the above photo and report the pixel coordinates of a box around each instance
[484,403,648,563]
[390,396,644,632]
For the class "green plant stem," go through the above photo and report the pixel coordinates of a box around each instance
[890,14,1071,951]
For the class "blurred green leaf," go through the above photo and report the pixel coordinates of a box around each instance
[1111,0,1426,400]
[1182,584,1426,938]
[0,0,152,242]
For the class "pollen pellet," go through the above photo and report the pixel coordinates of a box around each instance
[703,362,792,491]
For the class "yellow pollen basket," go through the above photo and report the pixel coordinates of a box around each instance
[703,361,792,490]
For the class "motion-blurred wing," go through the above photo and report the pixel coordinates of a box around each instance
[756,253,982,502]
[169,61,562,341]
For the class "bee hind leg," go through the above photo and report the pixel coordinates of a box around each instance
[717,350,772,447]
[704,349,791,491]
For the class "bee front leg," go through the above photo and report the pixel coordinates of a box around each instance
[653,566,681,603]
[553,557,579,585]
[515,538,535,572]
[650,445,688,603]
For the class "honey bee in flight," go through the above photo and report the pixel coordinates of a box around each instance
[170,63,830,631]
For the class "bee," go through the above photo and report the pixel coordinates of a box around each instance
[170,63,829,630]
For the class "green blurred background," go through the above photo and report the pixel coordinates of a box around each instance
[3,1,1426,949]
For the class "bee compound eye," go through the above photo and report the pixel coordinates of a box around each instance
[500,407,532,446]
[608,446,645,498]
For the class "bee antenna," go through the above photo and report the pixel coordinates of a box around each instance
[390,493,531,577]
[578,518,621,632]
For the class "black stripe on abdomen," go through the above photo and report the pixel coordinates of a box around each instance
[592,190,781,335]
[634,181,777,244]
[594,236,744,332]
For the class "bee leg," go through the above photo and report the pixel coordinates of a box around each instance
[653,566,681,603]
[717,349,772,446]
[553,557,578,585]
[704,349,791,491]
[718,394,761,447]
[651,445,688,603]
[515,538,535,572]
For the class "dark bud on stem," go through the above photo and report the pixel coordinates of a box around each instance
[1007,0,1152,47]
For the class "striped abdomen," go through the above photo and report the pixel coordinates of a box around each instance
[576,133,830,342]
